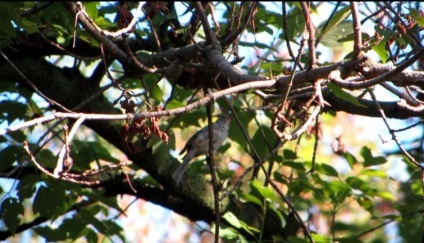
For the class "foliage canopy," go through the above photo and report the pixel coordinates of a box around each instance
[1,1,424,242]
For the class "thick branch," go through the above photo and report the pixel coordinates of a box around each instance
[325,92,424,118]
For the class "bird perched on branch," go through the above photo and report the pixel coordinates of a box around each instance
[172,113,231,185]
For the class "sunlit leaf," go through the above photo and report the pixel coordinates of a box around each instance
[320,21,353,47]
[83,2,99,19]
[324,180,351,203]
[371,42,389,63]
[319,6,351,39]
[342,152,358,169]
[239,192,262,206]
[357,196,374,215]
[222,212,242,229]
[409,8,424,27]
[312,233,332,243]
[360,168,388,178]
[377,191,396,201]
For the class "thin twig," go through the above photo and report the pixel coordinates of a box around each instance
[224,100,314,243]
[380,82,422,107]
[203,87,220,243]
[100,43,125,91]
[77,2,144,38]
[0,80,277,136]
[54,116,86,176]
[142,8,162,51]
[272,32,307,139]
[369,89,422,169]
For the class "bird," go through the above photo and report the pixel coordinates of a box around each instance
[172,113,231,185]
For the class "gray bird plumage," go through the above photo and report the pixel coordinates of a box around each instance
[172,113,231,185]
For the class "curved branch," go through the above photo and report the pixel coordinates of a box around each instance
[325,92,424,118]
[332,48,424,89]
[64,2,158,74]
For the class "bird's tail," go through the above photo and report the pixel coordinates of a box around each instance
[172,155,191,185]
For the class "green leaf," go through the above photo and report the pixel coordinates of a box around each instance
[356,196,374,214]
[33,184,71,219]
[102,220,125,241]
[84,228,99,242]
[376,191,396,201]
[17,174,38,202]
[251,125,276,160]
[0,7,16,38]
[94,16,117,29]
[59,217,88,240]
[222,212,242,229]
[319,6,353,39]
[71,140,120,167]
[346,176,375,195]
[228,111,252,150]
[360,146,387,167]
[37,149,57,169]
[319,6,351,39]
[342,152,358,169]
[320,21,353,48]
[283,161,306,172]
[287,236,310,243]
[151,83,164,101]
[1,197,23,234]
[0,100,28,124]
[83,2,99,19]
[360,168,388,178]
[324,180,351,203]
[409,9,424,27]
[33,226,67,242]
[33,226,67,241]
[239,192,263,206]
[371,42,389,63]
[312,233,332,243]
[8,130,27,143]
[327,83,366,107]
[14,17,39,34]
[217,227,243,241]
[166,99,185,109]
[81,190,125,215]
[283,149,297,160]
[316,163,339,177]
[398,211,424,243]
[250,180,279,202]
[0,145,24,171]
[79,209,123,238]
[337,32,370,43]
